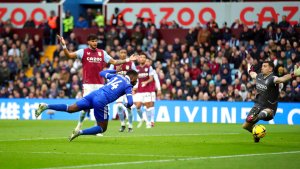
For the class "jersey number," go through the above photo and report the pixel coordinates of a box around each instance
[107,77,122,90]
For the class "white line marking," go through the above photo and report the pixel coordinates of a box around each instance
[37,151,300,169]
[0,151,191,158]
[0,133,239,142]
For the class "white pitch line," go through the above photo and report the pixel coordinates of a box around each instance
[0,133,240,142]
[0,151,191,158]
[38,151,300,169]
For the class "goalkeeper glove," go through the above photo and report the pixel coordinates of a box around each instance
[293,65,300,77]
[247,63,255,74]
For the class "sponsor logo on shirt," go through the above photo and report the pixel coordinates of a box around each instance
[138,72,149,78]
[256,83,267,90]
[87,57,102,63]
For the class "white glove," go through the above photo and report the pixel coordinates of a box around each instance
[278,83,283,92]
[294,65,300,76]
[247,64,254,74]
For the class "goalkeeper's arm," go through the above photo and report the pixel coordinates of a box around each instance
[274,65,300,84]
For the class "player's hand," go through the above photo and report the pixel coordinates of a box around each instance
[129,54,138,61]
[57,35,66,46]
[141,81,147,87]
[293,65,300,76]
[247,63,254,74]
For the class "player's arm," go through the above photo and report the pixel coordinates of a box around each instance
[124,87,133,108]
[247,63,257,79]
[57,35,77,59]
[109,54,138,65]
[141,75,153,87]
[153,71,162,97]
[274,65,300,84]
[141,66,154,87]
[99,70,117,79]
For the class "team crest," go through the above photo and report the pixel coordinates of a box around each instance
[98,52,102,56]
[126,65,129,70]
[145,68,148,71]
[87,52,90,55]
[265,79,268,84]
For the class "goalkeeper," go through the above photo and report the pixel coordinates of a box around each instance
[243,60,300,143]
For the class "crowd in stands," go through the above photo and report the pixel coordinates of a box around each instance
[0,8,300,102]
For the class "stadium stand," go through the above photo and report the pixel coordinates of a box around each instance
[0,1,299,101]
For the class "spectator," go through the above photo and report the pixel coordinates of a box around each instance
[38,19,51,45]
[47,10,59,45]
[94,9,104,27]
[110,7,123,27]
[96,26,106,49]
[239,25,253,47]
[133,17,145,29]
[75,14,88,28]
[146,19,156,29]
[160,19,169,29]
[8,43,20,57]
[197,25,211,45]
[105,27,118,47]
[206,18,218,30]
[23,17,35,28]
[278,15,290,29]
[20,43,29,69]
[63,10,74,38]
[131,26,144,46]
[169,20,180,29]
[85,8,95,27]
[185,27,197,47]
[267,18,278,30]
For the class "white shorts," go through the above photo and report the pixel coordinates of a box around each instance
[82,84,104,97]
[134,92,156,103]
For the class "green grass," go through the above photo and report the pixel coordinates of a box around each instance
[0,120,300,169]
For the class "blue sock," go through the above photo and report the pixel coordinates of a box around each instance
[48,104,68,111]
[81,126,103,135]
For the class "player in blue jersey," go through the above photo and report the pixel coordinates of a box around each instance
[35,69,138,141]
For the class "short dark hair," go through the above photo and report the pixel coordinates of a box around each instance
[263,60,274,69]
[126,69,138,77]
[139,52,147,58]
[87,34,98,41]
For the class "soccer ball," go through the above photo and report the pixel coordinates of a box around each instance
[252,125,266,138]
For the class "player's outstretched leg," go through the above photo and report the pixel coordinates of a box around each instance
[69,130,81,142]
[35,103,48,118]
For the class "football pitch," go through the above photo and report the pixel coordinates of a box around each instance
[0,120,299,169]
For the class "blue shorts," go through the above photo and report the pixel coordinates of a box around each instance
[76,90,109,122]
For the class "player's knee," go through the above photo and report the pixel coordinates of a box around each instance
[264,112,274,121]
